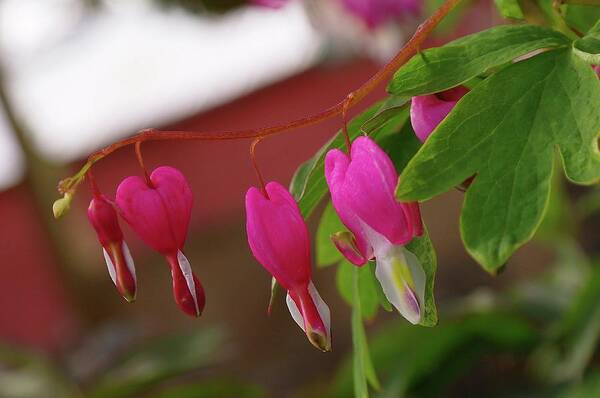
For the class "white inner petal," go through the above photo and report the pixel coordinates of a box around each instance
[102,248,117,285]
[402,246,426,305]
[286,292,305,332]
[121,241,136,283]
[308,281,331,337]
[358,218,392,258]
[177,250,199,315]
[375,246,425,325]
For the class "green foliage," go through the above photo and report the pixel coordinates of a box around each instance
[494,0,524,19]
[87,328,223,398]
[531,264,600,383]
[333,313,537,398]
[150,380,266,398]
[153,0,246,13]
[387,24,570,97]
[573,20,600,64]
[351,266,381,398]
[564,4,600,34]
[396,48,600,272]
[337,261,391,319]
[316,202,346,267]
[0,345,77,398]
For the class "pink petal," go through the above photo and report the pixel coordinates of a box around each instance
[345,137,413,245]
[88,196,124,246]
[116,166,192,254]
[88,196,136,301]
[245,181,312,290]
[325,149,372,264]
[331,231,367,265]
[251,0,289,8]
[404,202,423,237]
[410,86,469,142]
[340,0,421,29]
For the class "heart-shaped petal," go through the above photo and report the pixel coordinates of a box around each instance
[116,166,193,254]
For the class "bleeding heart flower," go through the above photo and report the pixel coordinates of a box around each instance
[116,166,205,317]
[410,86,469,142]
[246,181,331,351]
[340,0,421,29]
[88,195,137,302]
[325,136,424,324]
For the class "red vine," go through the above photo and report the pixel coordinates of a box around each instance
[56,0,461,202]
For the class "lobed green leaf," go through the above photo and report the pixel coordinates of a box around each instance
[396,49,600,273]
[388,24,570,97]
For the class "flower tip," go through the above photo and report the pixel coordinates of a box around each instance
[169,251,205,318]
[122,291,136,303]
[307,329,331,352]
[103,242,137,303]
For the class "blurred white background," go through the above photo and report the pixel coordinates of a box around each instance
[0,0,324,188]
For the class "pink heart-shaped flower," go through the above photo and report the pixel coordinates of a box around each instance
[116,166,192,255]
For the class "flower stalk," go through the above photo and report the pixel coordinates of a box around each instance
[53,0,463,212]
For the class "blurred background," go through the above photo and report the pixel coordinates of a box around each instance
[1,0,599,397]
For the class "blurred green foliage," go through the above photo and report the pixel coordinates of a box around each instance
[153,0,247,14]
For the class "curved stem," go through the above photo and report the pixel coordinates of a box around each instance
[87,168,101,197]
[135,141,152,186]
[61,0,462,194]
[342,94,353,154]
[250,137,268,197]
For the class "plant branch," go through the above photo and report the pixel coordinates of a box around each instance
[58,0,462,199]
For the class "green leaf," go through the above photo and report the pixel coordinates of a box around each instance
[150,380,265,398]
[396,49,600,273]
[405,230,438,327]
[388,24,570,97]
[289,103,409,218]
[352,266,380,398]
[494,0,524,19]
[558,372,600,398]
[573,21,600,63]
[534,166,574,243]
[337,261,390,319]
[564,5,600,34]
[87,328,223,398]
[316,202,346,267]
[360,96,409,135]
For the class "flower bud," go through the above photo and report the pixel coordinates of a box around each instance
[325,136,425,323]
[410,86,469,142]
[53,193,72,219]
[246,182,331,351]
[88,196,137,302]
